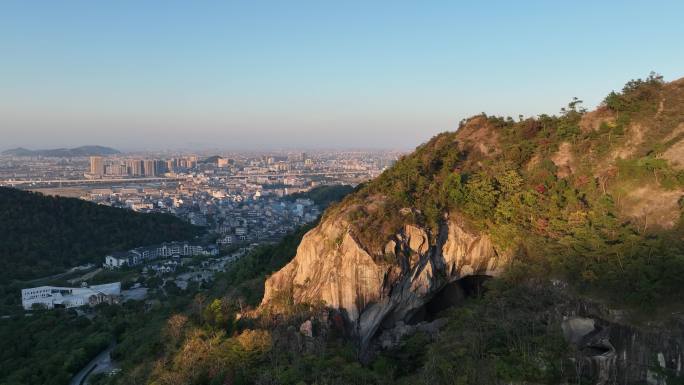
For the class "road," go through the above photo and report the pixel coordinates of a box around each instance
[2,176,186,187]
[24,264,95,284]
[1,170,374,187]
[69,341,117,385]
[67,268,102,285]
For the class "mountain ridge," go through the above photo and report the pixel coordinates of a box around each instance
[40,74,684,385]
[259,74,684,372]
[1,145,120,157]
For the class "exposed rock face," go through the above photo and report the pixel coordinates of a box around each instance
[563,316,617,385]
[299,319,313,338]
[261,214,509,348]
[551,141,575,177]
[455,115,501,156]
[579,106,616,133]
[561,308,684,385]
[662,123,684,168]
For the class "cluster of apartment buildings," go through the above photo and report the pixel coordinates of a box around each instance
[215,197,319,245]
[104,241,218,269]
[1,150,401,192]
[88,155,199,177]
[83,169,324,236]
[7,151,405,313]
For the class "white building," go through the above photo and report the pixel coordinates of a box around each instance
[217,234,234,245]
[104,242,218,269]
[21,282,121,310]
[105,252,137,268]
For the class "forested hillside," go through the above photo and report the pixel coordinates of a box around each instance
[0,187,201,283]
[31,75,684,385]
[333,73,684,307]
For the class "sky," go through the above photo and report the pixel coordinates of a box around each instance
[1,1,683,151]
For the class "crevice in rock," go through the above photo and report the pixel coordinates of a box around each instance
[407,274,492,324]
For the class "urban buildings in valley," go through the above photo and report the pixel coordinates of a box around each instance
[0,150,401,246]
[104,241,219,269]
[4,150,402,304]
[1,150,399,188]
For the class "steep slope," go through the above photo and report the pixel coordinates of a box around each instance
[261,74,684,352]
[94,75,684,385]
[263,210,508,347]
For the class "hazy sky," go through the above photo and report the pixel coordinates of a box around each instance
[1,1,683,151]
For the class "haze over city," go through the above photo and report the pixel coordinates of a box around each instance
[2,0,683,150]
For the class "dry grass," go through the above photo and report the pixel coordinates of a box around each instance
[662,123,684,169]
[551,141,575,177]
[617,183,683,230]
[456,115,501,156]
[579,106,615,132]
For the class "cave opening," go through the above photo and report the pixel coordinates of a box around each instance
[408,274,492,324]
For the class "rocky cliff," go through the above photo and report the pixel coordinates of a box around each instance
[260,75,684,383]
[559,296,684,385]
[262,208,510,347]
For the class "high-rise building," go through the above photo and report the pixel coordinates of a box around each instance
[90,156,104,176]
[187,156,197,169]
[177,156,197,170]
[143,159,156,177]
[125,160,134,176]
[155,160,168,175]
[126,159,143,176]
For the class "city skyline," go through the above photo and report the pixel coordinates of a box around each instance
[1,143,410,153]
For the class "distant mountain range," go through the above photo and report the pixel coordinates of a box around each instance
[1,145,120,157]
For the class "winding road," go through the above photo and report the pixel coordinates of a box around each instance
[69,341,117,385]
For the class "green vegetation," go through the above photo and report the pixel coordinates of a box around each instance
[0,271,200,385]
[210,223,316,305]
[91,226,373,385]
[92,258,580,385]
[4,76,684,385]
[0,298,181,385]
[335,74,684,309]
[0,310,111,385]
[71,215,573,385]
[83,224,315,385]
[0,187,202,283]
[414,279,573,385]
[604,72,664,117]
[284,185,355,208]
